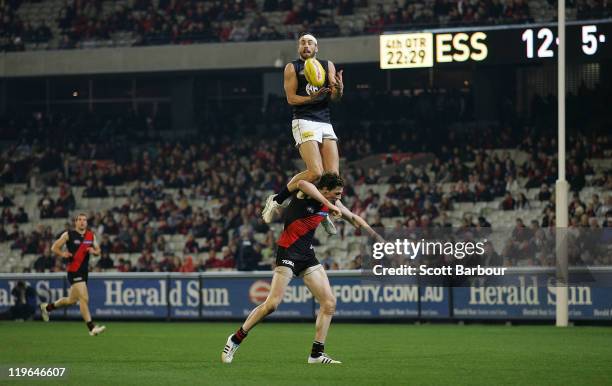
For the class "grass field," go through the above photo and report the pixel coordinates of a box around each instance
[1,321,611,385]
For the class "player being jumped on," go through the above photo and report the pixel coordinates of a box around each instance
[40,213,106,336]
[223,173,383,364]
[262,32,344,235]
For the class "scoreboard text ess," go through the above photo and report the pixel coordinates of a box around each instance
[380,20,611,69]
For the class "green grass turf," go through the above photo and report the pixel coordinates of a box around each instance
[0,322,611,386]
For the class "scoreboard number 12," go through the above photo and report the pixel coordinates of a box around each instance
[521,24,607,59]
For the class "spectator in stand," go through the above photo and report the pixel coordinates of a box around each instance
[500,191,516,210]
[14,207,28,223]
[284,4,303,24]
[218,246,235,269]
[204,249,222,269]
[235,227,261,271]
[38,193,55,219]
[33,249,56,272]
[137,250,155,272]
[118,259,135,272]
[96,251,115,270]
[538,184,551,201]
[179,255,195,272]
[516,193,530,209]
[83,179,98,197]
[184,233,200,254]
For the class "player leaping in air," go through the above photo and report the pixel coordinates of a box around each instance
[223,173,383,364]
[262,32,344,235]
[40,213,106,336]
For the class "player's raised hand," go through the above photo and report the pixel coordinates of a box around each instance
[334,69,343,89]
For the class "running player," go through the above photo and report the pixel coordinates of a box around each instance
[262,32,344,235]
[40,213,106,336]
[223,173,383,364]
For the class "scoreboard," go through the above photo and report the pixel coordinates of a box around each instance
[380,19,612,69]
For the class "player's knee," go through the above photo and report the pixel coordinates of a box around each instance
[80,295,89,304]
[321,297,336,315]
[306,167,323,182]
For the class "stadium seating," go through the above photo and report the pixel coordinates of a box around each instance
[0,129,609,272]
[3,0,607,51]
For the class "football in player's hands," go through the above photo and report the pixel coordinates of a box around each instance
[304,58,326,87]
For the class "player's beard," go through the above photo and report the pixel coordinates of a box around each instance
[300,50,315,60]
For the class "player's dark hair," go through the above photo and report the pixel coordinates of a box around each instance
[317,172,344,190]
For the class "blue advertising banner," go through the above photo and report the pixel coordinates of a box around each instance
[169,276,201,319]
[452,272,612,320]
[72,277,168,319]
[201,276,312,319]
[419,286,451,318]
[418,275,451,318]
[319,277,420,319]
[0,270,609,321]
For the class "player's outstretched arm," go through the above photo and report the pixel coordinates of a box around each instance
[328,61,343,102]
[51,231,72,259]
[296,180,341,217]
[284,63,329,105]
[336,200,384,242]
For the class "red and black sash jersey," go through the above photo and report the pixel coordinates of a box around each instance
[66,230,94,273]
[277,193,329,260]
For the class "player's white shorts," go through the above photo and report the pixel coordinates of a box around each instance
[291,119,338,146]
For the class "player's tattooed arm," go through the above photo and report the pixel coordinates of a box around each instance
[328,61,343,102]
[51,232,72,259]
[336,201,384,242]
[296,180,341,217]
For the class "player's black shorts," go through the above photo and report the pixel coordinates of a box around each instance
[276,248,320,277]
[67,271,88,286]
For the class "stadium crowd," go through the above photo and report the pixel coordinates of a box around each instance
[0,0,568,51]
[3,0,612,51]
[1,0,53,51]
[0,83,610,272]
[364,0,531,34]
[575,0,612,19]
